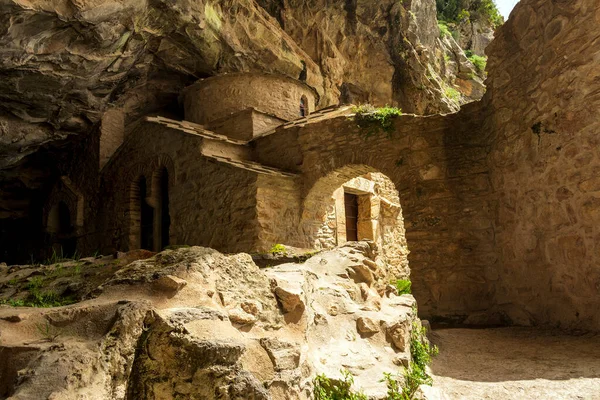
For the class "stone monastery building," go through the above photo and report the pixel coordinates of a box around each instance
[45,72,410,284]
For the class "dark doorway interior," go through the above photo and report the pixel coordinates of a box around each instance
[344,192,358,241]
[57,201,76,256]
[139,177,154,251]
[159,168,170,249]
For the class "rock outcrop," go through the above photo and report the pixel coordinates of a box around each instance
[0,243,429,399]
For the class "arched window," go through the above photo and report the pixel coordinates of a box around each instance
[300,96,308,117]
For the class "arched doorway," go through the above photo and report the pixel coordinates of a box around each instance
[129,169,171,252]
[47,201,77,256]
[153,167,170,251]
[300,165,409,283]
[139,176,154,251]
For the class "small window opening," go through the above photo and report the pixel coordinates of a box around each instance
[300,96,308,117]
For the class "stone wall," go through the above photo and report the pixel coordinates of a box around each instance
[255,174,303,251]
[99,110,125,170]
[182,73,317,126]
[98,123,260,254]
[254,111,496,321]
[482,0,600,330]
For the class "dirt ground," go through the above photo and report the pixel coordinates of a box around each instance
[429,327,600,400]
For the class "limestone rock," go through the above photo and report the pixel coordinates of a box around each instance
[0,245,423,398]
[348,263,375,285]
[228,307,258,325]
[153,275,187,293]
[356,316,380,334]
[267,269,306,314]
[385,318,411,352]
[259,338,301,371]
[273,286,304,314]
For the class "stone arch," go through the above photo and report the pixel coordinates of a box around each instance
[300,164,409,281]
[43,176,84,256]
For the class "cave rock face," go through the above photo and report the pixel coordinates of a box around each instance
[0,0,482,168]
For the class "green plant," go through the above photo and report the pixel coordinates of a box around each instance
[467,53,487,72]
[0,298,25,307]
[407,323,438,389]
[27,276,44,291]
[36,320,61,342]
[314,370,367,400]
[269,244,287,255]
[352,105,402,138]
[381,372,405,400]
[394,279,412,295]
[45,248,68,265]
[26,275,76,307]
[382,323,439,399]
[457,9,470,21]
[437,21,452,38]
[444,86,461,102]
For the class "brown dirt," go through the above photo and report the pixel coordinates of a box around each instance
[430,327,600,400]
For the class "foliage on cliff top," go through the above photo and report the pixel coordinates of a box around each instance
[352,105,402,138]
[436,0,504,28]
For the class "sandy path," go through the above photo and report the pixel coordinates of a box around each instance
[429,327,600,400]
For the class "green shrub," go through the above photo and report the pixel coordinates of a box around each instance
[0,298,25,307]
[444,86,461,102]
[438,21,452,38]
[352,105,402,138]
[394,279,412,295]
[269,244,287,255]
[314,370,367,400]
[467,53,487,72]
